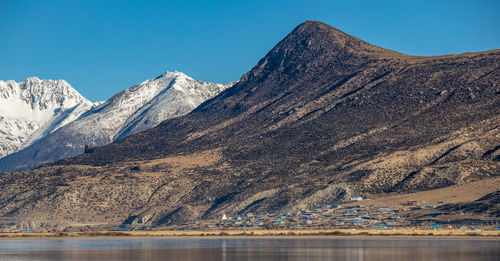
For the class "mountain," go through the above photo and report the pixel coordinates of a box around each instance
[0,77,95,159]
[0,21,498,231]
[0,71,233,172]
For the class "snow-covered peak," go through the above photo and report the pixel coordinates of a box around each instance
[0,77,91,114]
[80,70,234,140]
[0,77,95,158]
[0,71,236,172]
[160,70,189,78]
[133,71,188,87]
[114,71,232,139]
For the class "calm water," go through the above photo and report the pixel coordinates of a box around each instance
[0,237,498,261]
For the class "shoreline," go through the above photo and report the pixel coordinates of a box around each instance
[1,228,499,239]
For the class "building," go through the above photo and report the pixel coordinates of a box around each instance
[351,195,363,201]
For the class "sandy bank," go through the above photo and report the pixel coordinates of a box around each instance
[1,228,499,239]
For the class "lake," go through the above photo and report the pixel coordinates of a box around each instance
[0,237,498,260]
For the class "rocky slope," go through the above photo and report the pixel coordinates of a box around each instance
[0,21,498,231]
[0,71,233,172]
[0,77,95,158]
[439,191,500,218]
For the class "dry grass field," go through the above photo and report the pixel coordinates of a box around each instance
[346,177,500,208]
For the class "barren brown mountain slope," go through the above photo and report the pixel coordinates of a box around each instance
[0,21,499,230]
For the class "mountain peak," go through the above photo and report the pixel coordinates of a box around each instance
[240,21,400,83]
[23,77,69,85]
[292,20,340,35]
[0,77,94,159]
[160,70,189,78]
[286,20,402,59]
[24,76,40,82]
[148,71,194,84]
[1,77,87,106]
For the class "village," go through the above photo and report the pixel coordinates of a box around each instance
[2,195,499,234]
[155,195,500,233]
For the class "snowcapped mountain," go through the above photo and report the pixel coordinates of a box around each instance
[115,72,233,140]
[0,71,234,173]
[0,77,96,158]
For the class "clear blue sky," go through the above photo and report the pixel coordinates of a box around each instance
[1,0,499,102]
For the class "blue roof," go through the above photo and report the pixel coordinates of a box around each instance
[115,227,132,231]
[371,225,392,229]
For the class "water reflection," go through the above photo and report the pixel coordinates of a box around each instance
[0,237,498,261]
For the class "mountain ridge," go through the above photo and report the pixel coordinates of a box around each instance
[0,77,96,158]
[0,21,498,231]
[0,71,234,173]
[60,21,500,167]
